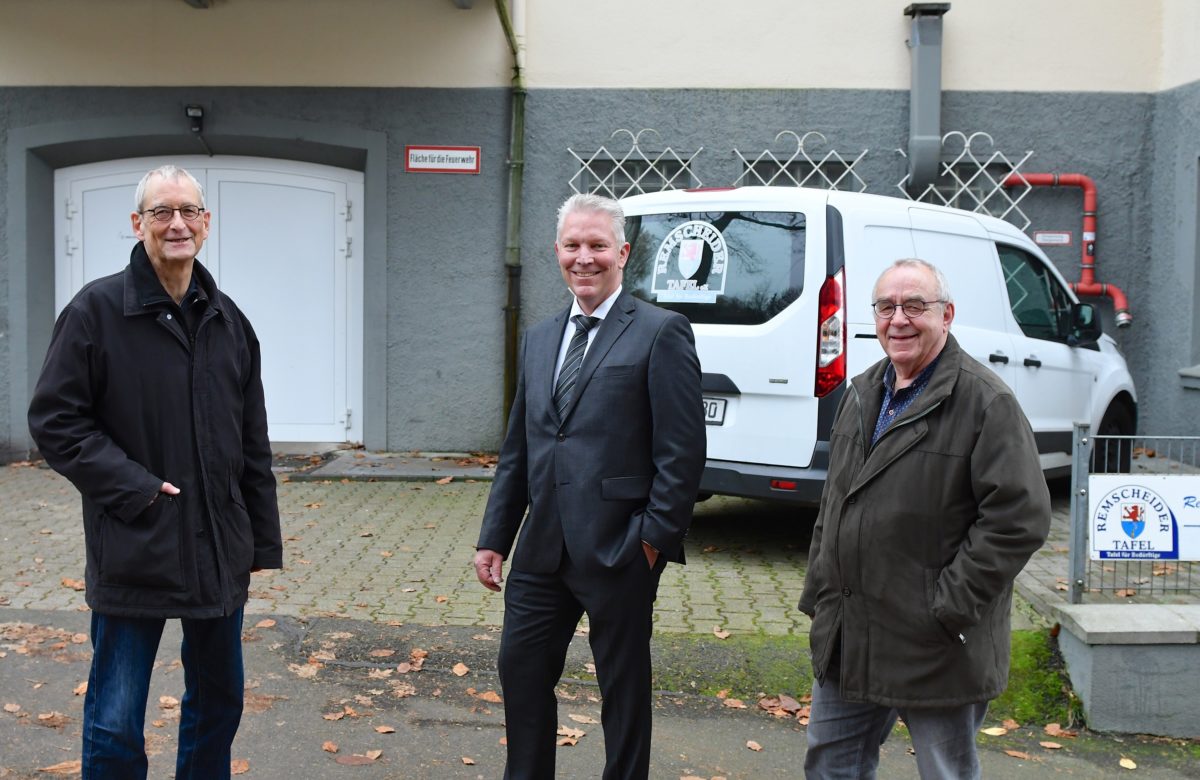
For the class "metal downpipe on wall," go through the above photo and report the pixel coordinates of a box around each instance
[1004,172,1133,327]
[903,3,951,195]
[495,0,527,429]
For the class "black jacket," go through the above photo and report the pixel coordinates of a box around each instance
[28,243,282,618]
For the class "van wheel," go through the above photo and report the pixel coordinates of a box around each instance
[1090,403,1134,474]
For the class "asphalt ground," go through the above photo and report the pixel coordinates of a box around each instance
[2,455,1198,778]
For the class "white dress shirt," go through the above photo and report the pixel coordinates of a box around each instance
[552,287,622,384]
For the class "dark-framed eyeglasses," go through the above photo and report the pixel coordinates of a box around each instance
[141,205,206,223]
[871,299,946,319]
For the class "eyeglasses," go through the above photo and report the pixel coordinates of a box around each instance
[141,205,205,223]
[871,299,946,319]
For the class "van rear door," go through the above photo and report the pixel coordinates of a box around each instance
[621,193,825,469]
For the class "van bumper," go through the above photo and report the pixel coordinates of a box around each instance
[698,446,830,505]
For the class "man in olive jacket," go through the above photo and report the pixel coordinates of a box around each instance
[28,165,281,779]
[798,259,1050,779]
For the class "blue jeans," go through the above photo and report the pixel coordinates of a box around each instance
[805,675,988,779]
[82,609,245,780]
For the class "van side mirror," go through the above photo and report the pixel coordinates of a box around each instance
[1067,302,1102,347]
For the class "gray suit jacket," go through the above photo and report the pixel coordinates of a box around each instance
[477,290,706,574]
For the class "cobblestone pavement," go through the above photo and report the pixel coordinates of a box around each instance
[9,457,1182,637]
[0,463,814,636]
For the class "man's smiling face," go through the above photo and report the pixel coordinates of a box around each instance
[132,174,210,270]
[556,209,629,315]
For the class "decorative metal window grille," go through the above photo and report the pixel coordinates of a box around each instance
[897,131,1035,229]
[733,131,869,191]
[568,129,702,199]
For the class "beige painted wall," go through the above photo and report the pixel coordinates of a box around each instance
[1160,0,1200,89]
[0,0,1195,92]
[527,0,1167,92]
[0,0,511,87]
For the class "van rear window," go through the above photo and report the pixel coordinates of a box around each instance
[624,211,805,325]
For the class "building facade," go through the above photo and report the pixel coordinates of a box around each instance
[1,0,1197,458]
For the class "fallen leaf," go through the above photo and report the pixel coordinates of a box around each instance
[159,696,180,710]
[3,702,20,713]
[435,476,453,484]
[1119,757,1137,770]
[366,749,383,760]
[452,662,470,677]
[476,690,502,703]
[981,727,1008,736]
[713,626,731,640]
[1002,719,1020,730]
[152,720,165,728]
[462,756,476,765]
[1004,749,1032,760]
[1040,741,1063,750]
[334,755,376,765]
[323,711,345,721]
[61,578,85,591]
[231,758,250,775]
[568,713,598,724]
[746,740,763,752]
[322,741,338,753]
[255,619,276,629]
[74,681,88,696]
[1115,589,1137,598]
[304,502,322,509]
[36,711,69,728]
[722,698,747,709]
[36,759,82,774]
[368,648,395,658]
[436,595,449,604]
[288,663,319,679]
[375,725,396,734]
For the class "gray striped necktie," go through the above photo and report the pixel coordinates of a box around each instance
[553,315,600,418]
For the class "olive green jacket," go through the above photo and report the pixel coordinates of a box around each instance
[798,335,1050,707]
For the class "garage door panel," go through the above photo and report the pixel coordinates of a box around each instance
[55,156,363,444]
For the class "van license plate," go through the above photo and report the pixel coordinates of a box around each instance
[703,397,727,425]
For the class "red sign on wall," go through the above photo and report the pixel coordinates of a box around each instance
[404,145,481,174]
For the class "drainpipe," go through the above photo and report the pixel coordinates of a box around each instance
[1003,172,1133,327]
[495,0,526,428]
[904,3,951,195]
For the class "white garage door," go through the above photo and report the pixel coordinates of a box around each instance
[54,156,364,444]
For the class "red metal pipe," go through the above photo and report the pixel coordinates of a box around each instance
[1003,172,1132,327]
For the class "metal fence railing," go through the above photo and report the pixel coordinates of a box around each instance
[1069,424,1200,603]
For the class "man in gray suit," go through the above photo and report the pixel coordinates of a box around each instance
[474,193,706,779]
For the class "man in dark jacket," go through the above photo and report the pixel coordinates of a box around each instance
[798,258,1050,779]
[28,165,282,780]
[474,194,705,779]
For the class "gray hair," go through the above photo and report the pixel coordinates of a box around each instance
[876,258,953,304]
[134,165,206,212]
[556,193,626,246]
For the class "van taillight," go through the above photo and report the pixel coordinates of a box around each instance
[815,269,846,397]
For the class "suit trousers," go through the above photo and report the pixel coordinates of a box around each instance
[498,547,667,780]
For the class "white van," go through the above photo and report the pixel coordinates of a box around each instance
[619,186,1137,504]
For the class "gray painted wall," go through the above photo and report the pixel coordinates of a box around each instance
[2,84,1196,458]
[520,88,1192,437]
[1,87,510,458]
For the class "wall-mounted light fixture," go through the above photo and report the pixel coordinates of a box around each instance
[185,104,214,156]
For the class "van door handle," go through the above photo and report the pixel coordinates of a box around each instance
[1024,357,1042,368]
[989,353,1010,364]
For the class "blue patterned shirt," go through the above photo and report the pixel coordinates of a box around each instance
[871,354,943,447]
